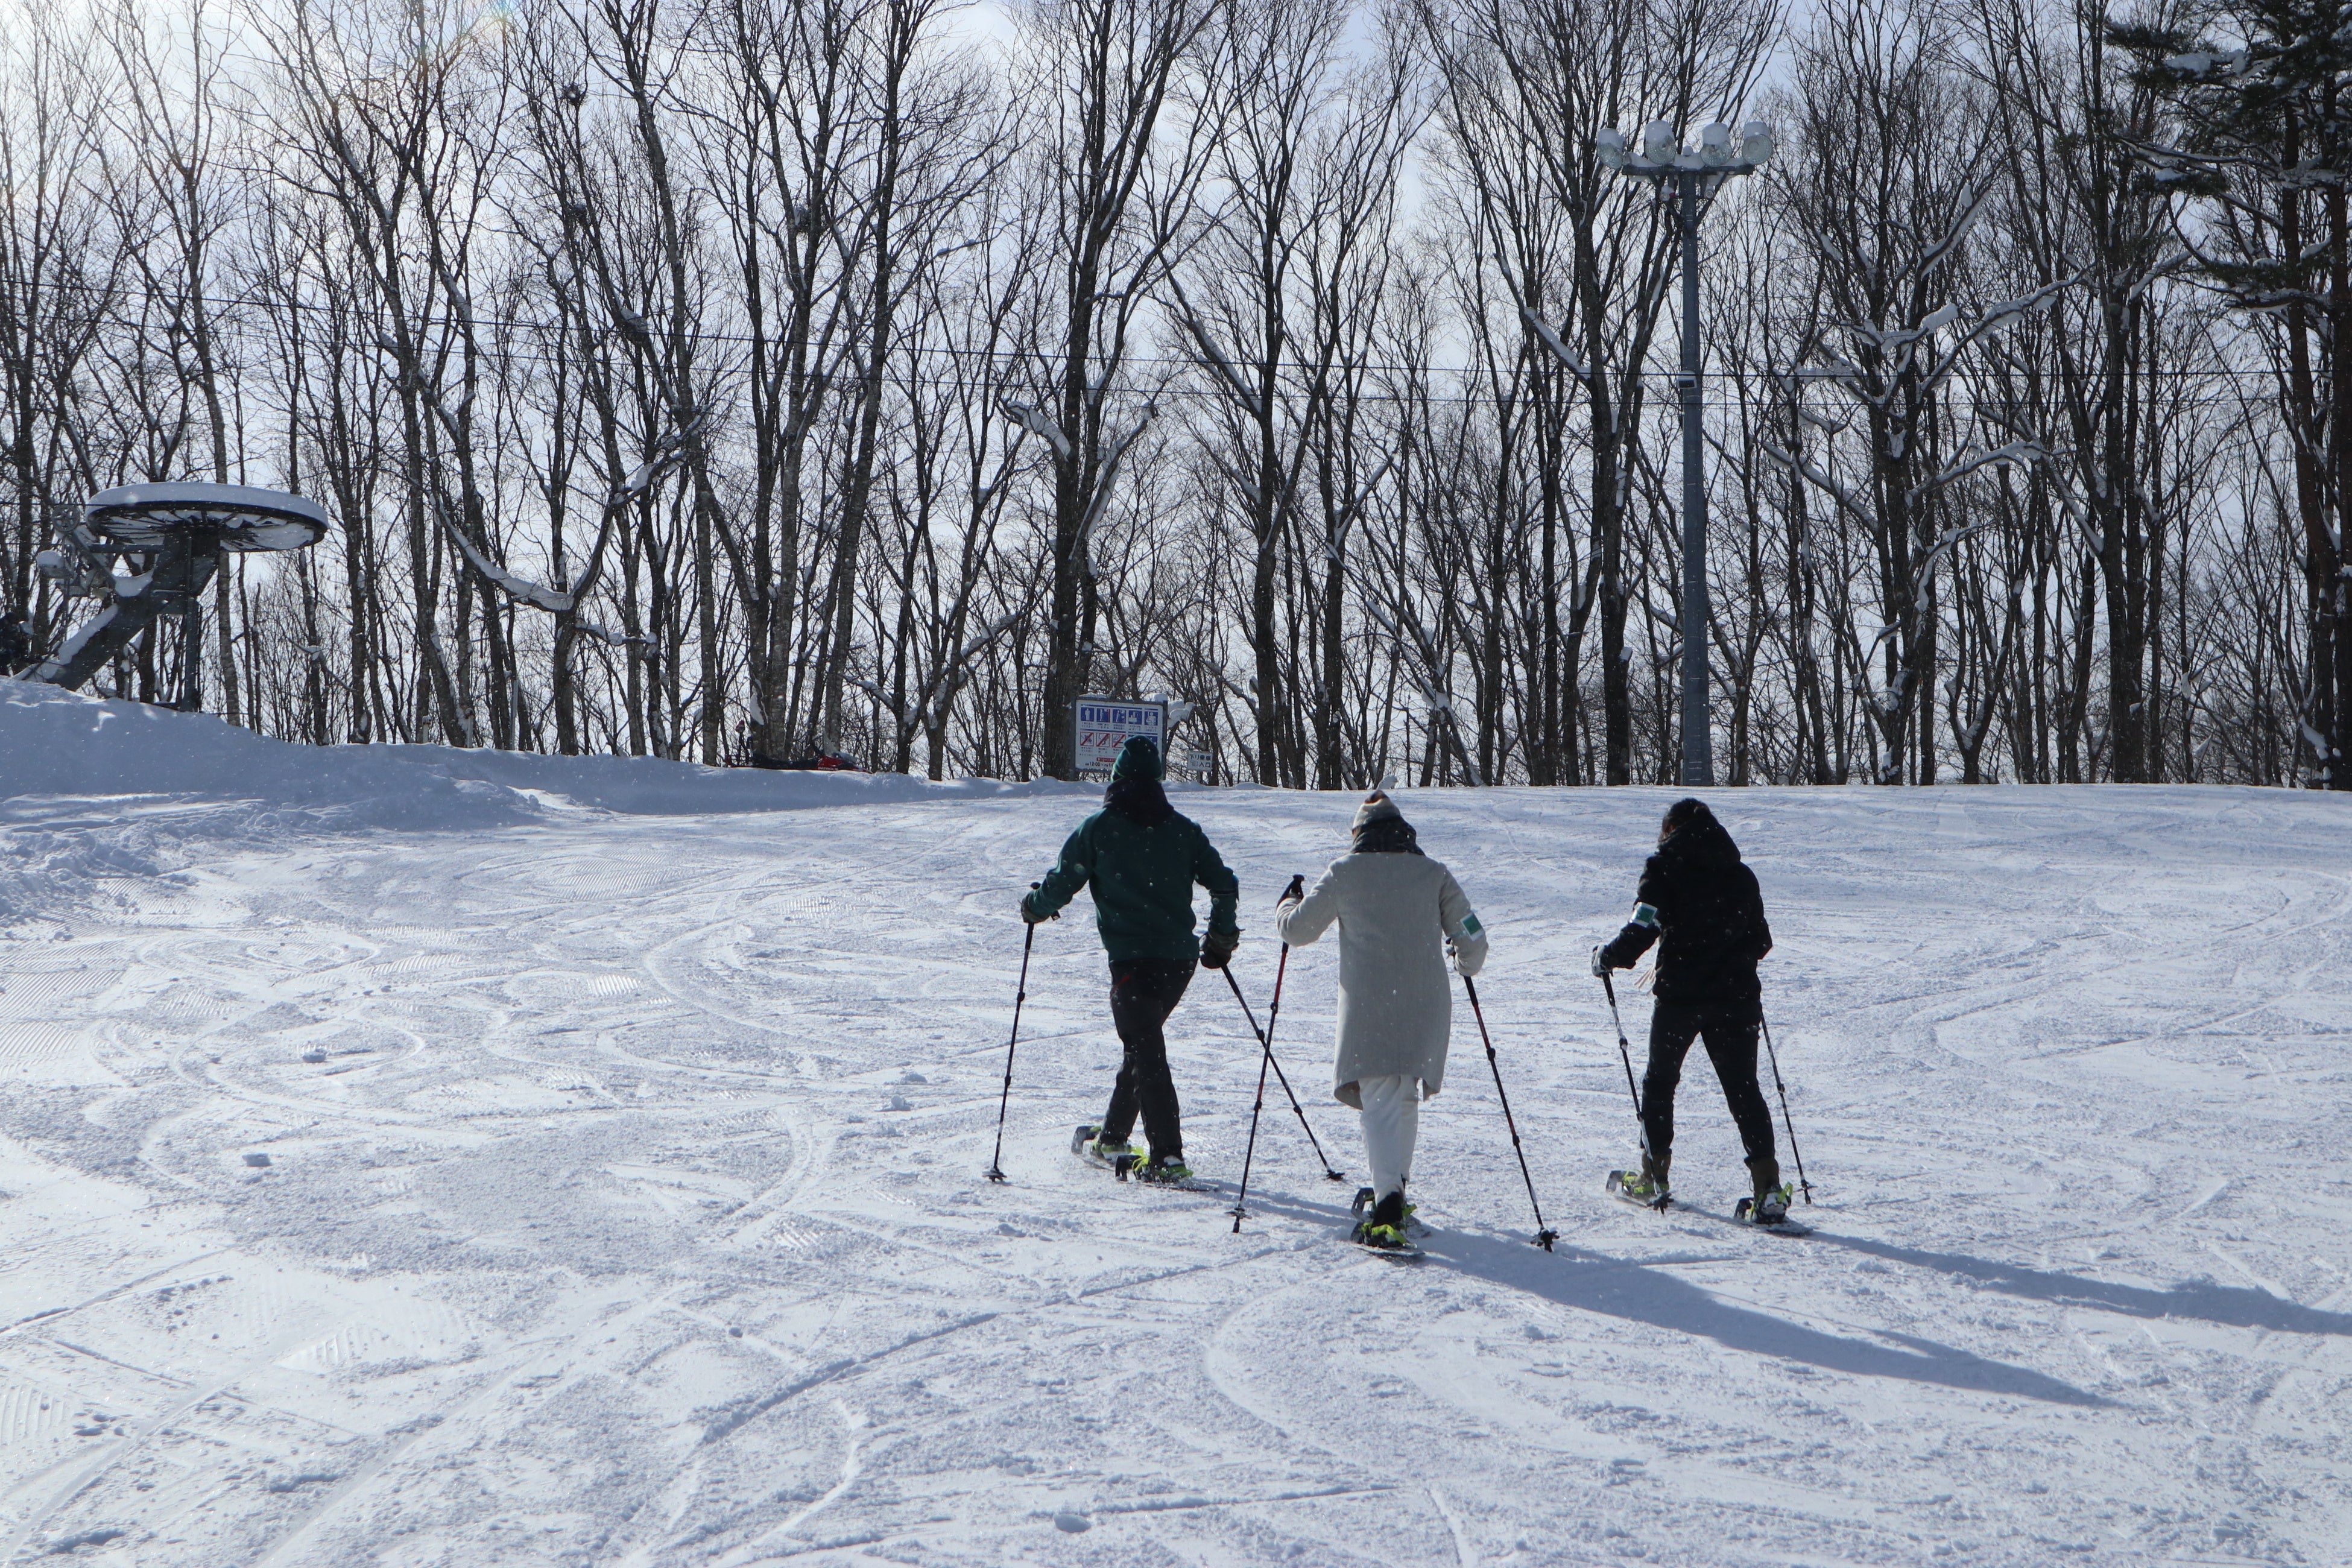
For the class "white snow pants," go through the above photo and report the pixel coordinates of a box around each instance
[1356,1073,1421,1202]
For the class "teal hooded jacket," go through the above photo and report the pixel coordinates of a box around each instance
[1023,737,1239,964]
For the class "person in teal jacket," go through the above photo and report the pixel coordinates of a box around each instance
[1022,735,1239,1181]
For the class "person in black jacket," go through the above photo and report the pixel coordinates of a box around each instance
[1592,798,1786,1221]
[0,611,27,674]
[1022,736,1240,1183]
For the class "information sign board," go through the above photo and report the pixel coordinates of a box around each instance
[1073,697,1168,777]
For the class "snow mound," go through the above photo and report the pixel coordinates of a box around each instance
[0,678,1083,923]
[3,680,537,833]
[1,678,1080,820]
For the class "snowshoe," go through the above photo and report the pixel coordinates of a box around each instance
[1351,1185,1427,1238]
[1130,1157,1194,1185]
[1347,1190,1422,1256]
[1606,1168,1671,1210]
[1072,1125,1137,1168]
[1350,1217,1420,1254]
[1734,1184,1794,1226]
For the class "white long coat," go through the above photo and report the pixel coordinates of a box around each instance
[1275,851,1487,1108]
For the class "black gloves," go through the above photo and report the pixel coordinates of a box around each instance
[1591,944,1611,978]
[1019,882,1054,924]
[1200,929,1238,969]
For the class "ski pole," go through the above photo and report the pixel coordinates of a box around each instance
[1228,941,1286,1231]
[985,885,1041,1183]
[1221,964,1345,1182]
[1233,874,1307,1232]
[1598,963,1653,1168]
[1462,975,1557,1251]
[1759,1007,1813,1204]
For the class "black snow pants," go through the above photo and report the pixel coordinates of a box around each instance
[1641,996,1775,1172]
[1102,958,1195,1159]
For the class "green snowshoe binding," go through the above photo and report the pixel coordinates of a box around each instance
[1075,1127,1194,1184]
[1605,1166,1671,1211]
[1734,1183,1795,1225]
[1734,1157,1792,1225]
[1348,1189,1420,1253]
[1072,1124,1135,1166]
[1349,1185,1421,1234]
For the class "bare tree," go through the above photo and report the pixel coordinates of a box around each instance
[1015,0,1230,779]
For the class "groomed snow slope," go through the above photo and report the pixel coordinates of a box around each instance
[2,681,2348,1567]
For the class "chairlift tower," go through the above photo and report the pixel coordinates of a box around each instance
[31,482,330,709]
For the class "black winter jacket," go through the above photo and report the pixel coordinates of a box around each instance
[1598,815,1771,1004]
[1024,789,1239,964]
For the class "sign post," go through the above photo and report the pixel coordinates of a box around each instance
[1073,697,1169,779]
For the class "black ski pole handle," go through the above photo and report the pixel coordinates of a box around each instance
[1278,873,1304,905]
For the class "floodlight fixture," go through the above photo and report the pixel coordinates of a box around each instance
[1593,115,1775,787]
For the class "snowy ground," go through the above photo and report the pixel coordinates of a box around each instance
[4,686,2350,1566]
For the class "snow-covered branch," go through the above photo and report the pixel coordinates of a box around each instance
[999,399,1073,462]
[1908,441,2046,505]
[1521,309,1593,386]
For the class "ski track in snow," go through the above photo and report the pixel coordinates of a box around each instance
[2,758,2351,1564]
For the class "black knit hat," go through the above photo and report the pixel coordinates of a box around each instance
[1113,735,1163,782]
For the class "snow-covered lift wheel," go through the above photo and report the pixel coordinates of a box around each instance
[29,482,331,707]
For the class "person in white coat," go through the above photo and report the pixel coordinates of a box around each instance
[1275,789,1487,1248]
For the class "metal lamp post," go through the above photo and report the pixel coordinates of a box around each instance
[1599,118,1773,788]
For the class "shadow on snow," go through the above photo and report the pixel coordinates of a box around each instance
[1410,1225,2113,1408]
[1810,1232,2352,1338]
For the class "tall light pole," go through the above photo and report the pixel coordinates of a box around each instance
[1599,118,1773,788]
